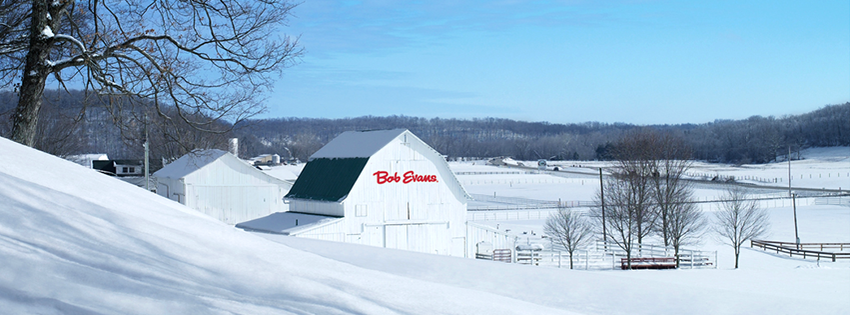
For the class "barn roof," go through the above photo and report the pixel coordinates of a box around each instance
[309,129,406,159]
[153,149,229,179]
[286,129,470,203]
[284,157,369,202]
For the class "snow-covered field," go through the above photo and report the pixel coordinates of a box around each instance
[1,137,848,314]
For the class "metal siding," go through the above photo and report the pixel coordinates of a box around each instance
[178,154,291,224]
[343,135,467,256]
[287,131,467,257]
[155,177,184,204]
[292,219,346,242]
[285,158,369,202]
[466,222,518,258]
[290,199,344,217]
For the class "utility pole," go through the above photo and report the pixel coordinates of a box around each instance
[144,114,150,192]
[788,146,792,197]
[792,192,800,249]
[599,168,607,244]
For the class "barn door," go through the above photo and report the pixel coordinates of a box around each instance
[362,225,384,247]
[384,225,409,251]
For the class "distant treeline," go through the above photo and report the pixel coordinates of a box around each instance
[237,103,849,164]
[1,89,848,167]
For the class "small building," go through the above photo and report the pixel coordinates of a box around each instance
[238,129,470,257]
[66,153,109,169]
[250,154,282,166]
[92,159,143,176]
[154,149,292,224]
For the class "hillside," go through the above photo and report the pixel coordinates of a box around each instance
[1,137,848,314]
[0,137,567,314]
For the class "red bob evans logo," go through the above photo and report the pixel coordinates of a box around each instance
[373,171,438,184]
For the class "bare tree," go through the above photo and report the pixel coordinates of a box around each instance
[666,195,705,266]
[713,187,770,269]
[1,0,302,147]
[545,208,593,269]
[610,128,660,245]
[649,132,694,247]
[591,177,639,269]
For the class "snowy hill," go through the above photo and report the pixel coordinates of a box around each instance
[0,137,566,314]
[1,136,848,314]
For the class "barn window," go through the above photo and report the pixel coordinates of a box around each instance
[128,167,135,173]
[355,205,368,217]
[122,167,128,173]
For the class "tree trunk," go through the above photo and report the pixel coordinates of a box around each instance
[734,247,740,269]
[674,246,679,268]
[10,1,53,146]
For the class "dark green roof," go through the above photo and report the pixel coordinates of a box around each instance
[285,157,369,202]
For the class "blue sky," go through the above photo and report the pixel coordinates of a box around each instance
[266,0,850,125]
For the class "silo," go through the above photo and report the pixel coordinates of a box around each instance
[229,138,239,158]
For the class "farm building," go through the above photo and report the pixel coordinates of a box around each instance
[154,149,293,224]
[66,153,109,169]
[237,129,471,257]
[91,159,143,176]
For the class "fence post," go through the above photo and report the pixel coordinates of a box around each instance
[585,250,589,270]
[691,250,701,269]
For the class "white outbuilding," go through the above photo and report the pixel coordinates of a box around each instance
[237,129,471,257]
[154,149,292,224]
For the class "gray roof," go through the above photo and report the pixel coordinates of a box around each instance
[310,129,406,160]
[153,149,228,179]
[235,212,342,235]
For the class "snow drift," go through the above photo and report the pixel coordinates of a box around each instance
[0,137,567,314]
[0,136,847,314]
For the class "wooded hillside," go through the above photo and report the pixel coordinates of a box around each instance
[1,90,847,170]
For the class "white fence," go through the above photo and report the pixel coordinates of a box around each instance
[468,209,559,221]
[510,241,717,270]
[459,178,599,186]
[529,249,613,269]
[466,195,835,222]
[592,241,717,269]
[815,196,849,206]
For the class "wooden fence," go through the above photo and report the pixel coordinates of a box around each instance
[750,240,850,262]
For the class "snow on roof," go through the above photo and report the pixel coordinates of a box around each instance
[262,165,299,181]
[310,129,407,159]
[65,153,109,167]
[153,149,229,179]
[235,212,342,235]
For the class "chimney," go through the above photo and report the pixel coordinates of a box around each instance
[229,138,239,158]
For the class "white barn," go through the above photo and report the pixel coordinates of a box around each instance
[154,149,292,224]
[238,129,470,257]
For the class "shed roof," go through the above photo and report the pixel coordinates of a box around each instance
[309,129,406,159]
[235,212,342,235]
[284,157,368,202]
[152,149,229,179]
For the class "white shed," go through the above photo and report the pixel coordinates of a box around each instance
[154,149,292,224]
[239,129,470,257]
